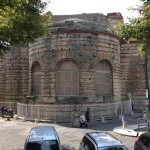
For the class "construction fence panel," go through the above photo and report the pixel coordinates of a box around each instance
[17,101,132,123]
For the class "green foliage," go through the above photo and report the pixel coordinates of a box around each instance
[62,96,88,104]
[0,0,51,54]
[118,0,150,54]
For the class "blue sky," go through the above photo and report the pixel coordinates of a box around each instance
[46,0,141,22]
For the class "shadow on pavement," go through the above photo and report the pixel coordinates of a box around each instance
[57,119,122,131]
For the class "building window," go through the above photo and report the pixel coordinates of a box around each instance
[32,62,41,96]
[57,60,79,97]
[96,60,112,96]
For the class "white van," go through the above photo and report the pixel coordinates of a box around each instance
[24,126,62,150]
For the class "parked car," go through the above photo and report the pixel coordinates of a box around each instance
[79,132,128,150]
[24,126,62,150]
[134,131,150,150]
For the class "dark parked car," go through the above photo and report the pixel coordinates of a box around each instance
[79,132,128,150]
[134,132,150,150]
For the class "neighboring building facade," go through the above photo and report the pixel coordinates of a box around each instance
[0,12,148,114]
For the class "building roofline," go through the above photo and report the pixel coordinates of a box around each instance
[50,29,120,40]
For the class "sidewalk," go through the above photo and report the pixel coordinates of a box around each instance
[113,116,149,137]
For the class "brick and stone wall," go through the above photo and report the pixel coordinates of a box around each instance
[121,43,147,111]
[107,12,124,31]
[28,19,121,103]
[0,13,148,114]
[51,13,108,32]
[0,57,6,102]
[0,46,29,103]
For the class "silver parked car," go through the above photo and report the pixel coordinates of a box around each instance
[79,132,128,150]
[24,126,62,150]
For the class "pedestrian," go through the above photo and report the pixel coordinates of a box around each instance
[79,113,88,127]
[85,107,90,126]
[74,110,79,127]
[71,109,76,127]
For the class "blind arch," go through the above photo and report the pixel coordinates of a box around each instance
[96,60,113,96]
[32,62,41,96]
[57,60,79,97]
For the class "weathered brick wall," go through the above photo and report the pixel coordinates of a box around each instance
[95,34,121,101]
[4,46,29,103]
[107,12,123,31]
[51,13,108,32]
[0,57,6,102]
[121,43,147,111]
[28,18,121,103]
[29,37,55,103]
[0,13,147,114]
[147,57,150,108]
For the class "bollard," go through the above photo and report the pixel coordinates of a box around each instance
[7,115,10,121]
[22,117,26,122]
[101,116,105,123]
[15,115,19,120]
[123,121,128,129]
[121,114,128,129]
[35,118,39,123]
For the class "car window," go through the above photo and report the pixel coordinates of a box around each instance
[98,145,128,150]
[82,136,96,150]
[140,136,150,148]
[25,140,60,150]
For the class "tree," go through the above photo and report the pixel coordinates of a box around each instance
[0,0,50,55]
[118,0,150,110]
[118,0,150,54]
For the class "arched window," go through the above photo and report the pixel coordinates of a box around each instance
[57,60,79,97]
[32,62,41,96]
[96,60,112,96]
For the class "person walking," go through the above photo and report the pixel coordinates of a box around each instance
[71,109,76,127]
[85,107,90,126]
[74,110,79,127]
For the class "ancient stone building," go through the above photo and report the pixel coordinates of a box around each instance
[0,12,149,118]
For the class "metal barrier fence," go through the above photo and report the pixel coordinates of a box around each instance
[17,100,132,123]
[137,118,150,132]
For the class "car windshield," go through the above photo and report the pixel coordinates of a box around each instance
[25,140,60,150]
[98,145,128,150]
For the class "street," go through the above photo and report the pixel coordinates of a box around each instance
[0,116,138,150]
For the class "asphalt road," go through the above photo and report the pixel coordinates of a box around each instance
[0,116,139,150]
